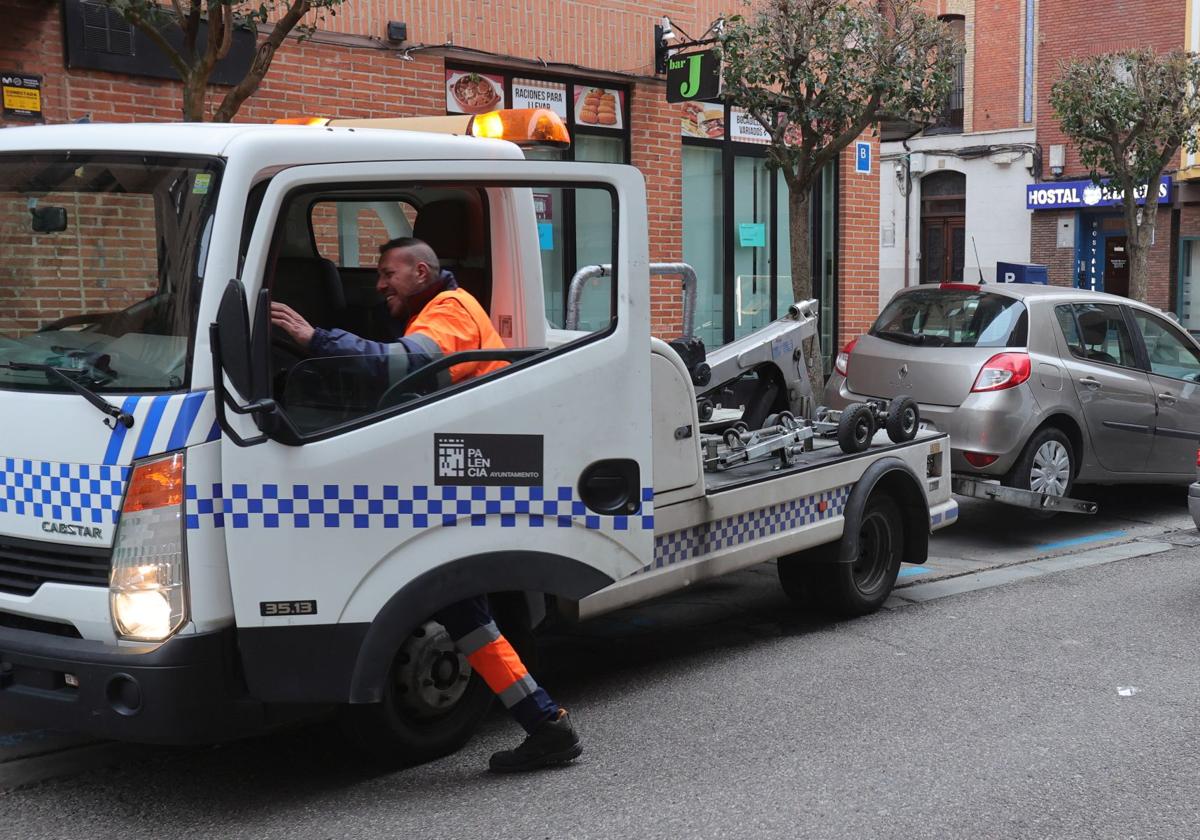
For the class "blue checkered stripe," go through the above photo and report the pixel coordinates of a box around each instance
[0,457,129,525]
[186,484,656,531]
[646,484,853,573]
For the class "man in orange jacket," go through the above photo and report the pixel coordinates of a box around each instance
[271,237,581,772]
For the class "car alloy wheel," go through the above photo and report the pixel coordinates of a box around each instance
[1030,439,1071,496]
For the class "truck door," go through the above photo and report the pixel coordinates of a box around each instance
[211,160,653,637]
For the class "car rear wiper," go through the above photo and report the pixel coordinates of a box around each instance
[0,361,134,429]
[875,329,928,345]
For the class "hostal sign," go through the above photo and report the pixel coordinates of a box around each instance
[1026,176,1172,210]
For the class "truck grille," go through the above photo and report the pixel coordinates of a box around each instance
[0,535,111,596]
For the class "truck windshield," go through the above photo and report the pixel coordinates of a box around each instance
[871,289,1028,349]
[0,153,221,393]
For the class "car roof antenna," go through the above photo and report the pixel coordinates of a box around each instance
[971,236,986,284]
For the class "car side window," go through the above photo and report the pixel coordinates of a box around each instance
[1132,310,1200,382]
[1065,303,1138,368]
[1054,305,1084,355]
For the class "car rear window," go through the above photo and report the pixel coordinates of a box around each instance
[870,289,1027,348]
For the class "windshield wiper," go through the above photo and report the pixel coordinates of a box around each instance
[0,362,134,429]
[875,329,927,345]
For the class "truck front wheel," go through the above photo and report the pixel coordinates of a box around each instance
[339,620,494,766]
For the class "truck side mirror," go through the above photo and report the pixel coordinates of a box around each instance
[215,279,254,400]
[211,280,276,447]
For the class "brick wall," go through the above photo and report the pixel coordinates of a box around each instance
[0,193,158,336]
[839,133,881,340]
[2,0,886,343]
[972,0,1022,131]
[1037,0,1185,178]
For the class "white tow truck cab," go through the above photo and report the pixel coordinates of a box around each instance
[0,110,956,761]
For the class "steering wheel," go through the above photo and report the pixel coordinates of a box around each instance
[375,348,547,411]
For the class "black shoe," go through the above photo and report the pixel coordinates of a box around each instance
[488,709,582,773]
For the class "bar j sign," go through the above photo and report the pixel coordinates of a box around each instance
[1026,176,1172,210]
[666,49,721,103]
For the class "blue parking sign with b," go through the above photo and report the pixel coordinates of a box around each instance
[855,141,871,174]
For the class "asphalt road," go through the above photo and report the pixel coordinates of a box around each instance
[3,495,1200,839]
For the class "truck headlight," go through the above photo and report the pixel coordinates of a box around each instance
[110,452,188,641]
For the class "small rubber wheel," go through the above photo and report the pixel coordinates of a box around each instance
[836,403,876,453]
[885,396,920,443]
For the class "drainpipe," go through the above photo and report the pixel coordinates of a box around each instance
[902,139,913,287]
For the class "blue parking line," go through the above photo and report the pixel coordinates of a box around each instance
[1036,530,1126,551]
[898,566,932,578]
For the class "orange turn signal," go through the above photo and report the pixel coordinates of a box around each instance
[123,453,185,513]
[468,108,571,148]
[274,116,331,126]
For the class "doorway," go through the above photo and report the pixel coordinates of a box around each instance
[1103,236,1130,297]
[919,171,966,284]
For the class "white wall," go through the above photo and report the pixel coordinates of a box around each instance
[877,128,1035,311]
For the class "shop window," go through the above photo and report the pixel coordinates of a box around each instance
[1179,238,1200,332]
[683,145,724,347]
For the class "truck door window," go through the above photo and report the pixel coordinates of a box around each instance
[262,180,618,440]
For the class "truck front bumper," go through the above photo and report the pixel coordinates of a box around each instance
[0,625,271,744]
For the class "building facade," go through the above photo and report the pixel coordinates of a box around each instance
[878,0,1037,305]
[1029,0,1200,329]
[1,0,884,358]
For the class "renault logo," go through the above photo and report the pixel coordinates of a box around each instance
[898,364,909,379]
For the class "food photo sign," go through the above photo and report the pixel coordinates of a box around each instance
[681,101,724,139]
[574,87,623,129]
[445,70,506,114]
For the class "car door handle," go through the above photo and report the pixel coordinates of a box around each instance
[1158,392,1178,406]
[1078,376,1102,389]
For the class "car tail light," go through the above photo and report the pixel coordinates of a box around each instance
[940,283,981,291]
[971,352,1031,393]
[835,337,860,377]
[963,451,999,468]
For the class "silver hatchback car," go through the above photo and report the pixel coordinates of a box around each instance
[824,283,1200,498]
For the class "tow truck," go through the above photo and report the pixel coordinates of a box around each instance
[0,108,957,764]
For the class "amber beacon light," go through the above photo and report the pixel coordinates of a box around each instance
[469,108,571,149]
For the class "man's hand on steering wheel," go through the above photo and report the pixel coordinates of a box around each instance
[270,302,316,348]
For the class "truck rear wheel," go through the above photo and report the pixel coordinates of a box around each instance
[812,494,903,617]
[340,620,494,767]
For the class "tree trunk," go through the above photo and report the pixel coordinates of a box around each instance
[1126,204,1156,303]
[180,72,208,122]
[786,178,824,413]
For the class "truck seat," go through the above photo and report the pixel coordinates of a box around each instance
[273,256,347,328]
[412,198,492,310]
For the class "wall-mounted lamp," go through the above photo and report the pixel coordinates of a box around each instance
[1048,143,1065,178]
[654,16,676,75]
[386,21,408,44]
